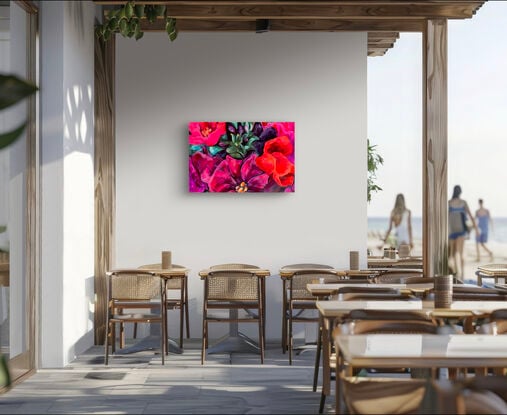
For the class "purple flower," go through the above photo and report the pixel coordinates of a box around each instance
[208,153,269,193]
[189,151,220,192]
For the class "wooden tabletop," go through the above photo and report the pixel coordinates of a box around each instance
[138,263,189,277]
[308,283,434,297]
[199,268,271,278]
[336,334,507,368]
[317,299,506,320]
[279,268,347,279]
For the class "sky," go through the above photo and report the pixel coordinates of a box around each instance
[367,0,507,218]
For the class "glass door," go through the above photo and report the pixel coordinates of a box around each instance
[0,0,38,386]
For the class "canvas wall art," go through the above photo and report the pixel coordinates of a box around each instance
[189,121,295,193]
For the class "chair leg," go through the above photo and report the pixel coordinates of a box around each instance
[111,322,116,354]
[120,322,125,349]
[282,305,287,353]
[133,322,137,339]
[201,319,207,365]
[319,390,326,414]
[165,307,170,356]
[104,321,110,365]
[179,291,185,349]
[184,281,190,339]
[288,309,293,365]
[259,310,264,364]
[161,319,166,365]
[313,323,322,392]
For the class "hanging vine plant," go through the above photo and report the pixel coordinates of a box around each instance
[95,1,177,42]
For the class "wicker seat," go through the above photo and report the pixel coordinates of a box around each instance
[104,269,166,365]
[201,263,265,364]
[281,265,341,365]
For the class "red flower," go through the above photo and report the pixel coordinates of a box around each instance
[189,122,226,147]
[255,135,295,187]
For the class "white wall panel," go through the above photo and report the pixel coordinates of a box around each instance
[116,32,367,340]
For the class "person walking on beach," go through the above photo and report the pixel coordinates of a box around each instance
[475,198,494,261]
[448,185,479,278]
[382,193,413,251]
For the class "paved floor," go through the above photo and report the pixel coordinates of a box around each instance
[0,340,333,414]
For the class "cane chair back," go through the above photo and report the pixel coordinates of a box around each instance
[104,269,166,365]
[201,264,265,364]
[374,271,424,284]
[283,267,341,364]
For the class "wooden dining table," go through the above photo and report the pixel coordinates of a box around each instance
[334,333,507,414]
[316,298,507,403]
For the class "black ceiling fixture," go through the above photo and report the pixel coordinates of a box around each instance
[255,19,270,34]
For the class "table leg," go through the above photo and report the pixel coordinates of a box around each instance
[206,308,261,355]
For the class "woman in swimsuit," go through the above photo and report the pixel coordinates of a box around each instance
[448,185,479,278]
[383,193,413,251]
[475,198,493,262]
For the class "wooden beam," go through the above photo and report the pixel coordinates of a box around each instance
[142,18,424,32]
[95,1,485,20]
[423,19,448,278]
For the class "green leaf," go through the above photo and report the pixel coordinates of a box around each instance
[134,27,144,40]
[227,151,243,160]
[0,75,38,111]
[208,146,223,156]
[155,5,166,16]
[107,17,118,31]
[145,6,156,23]
[246,136,259,147]
[0,354,11,390]
[165,18,177,41]
[119,19,127,33]
[125,1,134,19]
[134,4,145,18]
[0,122,27,150]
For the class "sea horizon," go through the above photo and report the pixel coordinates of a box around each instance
[368,216,507,244]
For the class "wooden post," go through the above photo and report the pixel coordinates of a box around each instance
[423,19,448,279]
[94,36,116,345]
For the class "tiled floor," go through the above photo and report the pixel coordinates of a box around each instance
[0,340,333,414]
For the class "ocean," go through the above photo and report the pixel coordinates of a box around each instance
[368,217,507,244]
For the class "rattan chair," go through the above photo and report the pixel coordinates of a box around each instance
[324,317,441,413]
[201,263,265,364]
[374,270,425,284]
[136,263,190,349]
[104,269,166,365]
[282,266,341,365]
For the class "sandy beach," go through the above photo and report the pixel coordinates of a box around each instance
[367,232,507,285]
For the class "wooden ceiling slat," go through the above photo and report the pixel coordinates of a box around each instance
[96,1,484,20]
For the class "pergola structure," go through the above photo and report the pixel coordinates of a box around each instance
[92,0,485,342]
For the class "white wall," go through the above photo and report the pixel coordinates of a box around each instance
[116,32,367,341]
[40,0,95,367]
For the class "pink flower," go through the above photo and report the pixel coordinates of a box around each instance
[189,122,226,147]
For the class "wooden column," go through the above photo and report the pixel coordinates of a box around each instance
[94,36,115,345]
[423,19,448,278]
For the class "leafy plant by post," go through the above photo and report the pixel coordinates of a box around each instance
[367,139,383,202]
[0,74,38,150]
[95,1,177,42]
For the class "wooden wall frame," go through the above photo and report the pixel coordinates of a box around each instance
[92,0,484,343]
